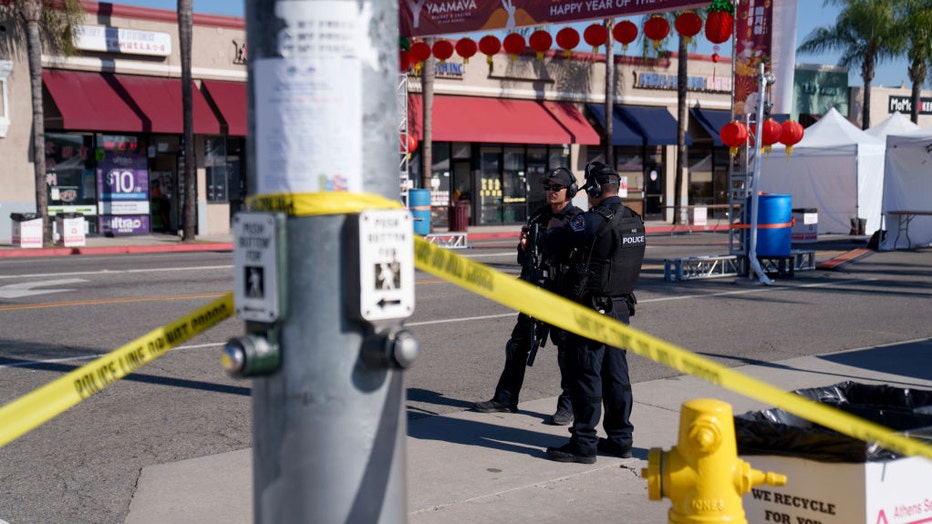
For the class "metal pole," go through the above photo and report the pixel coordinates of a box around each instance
[747,62,772,285]
[236,0,411,522]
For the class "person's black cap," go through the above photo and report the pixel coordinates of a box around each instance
[543,167,575,188]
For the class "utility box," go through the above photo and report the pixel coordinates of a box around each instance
[792,208,818,243]
[55,213,86,247]
[10,213,43,248]
[737,382,932,524]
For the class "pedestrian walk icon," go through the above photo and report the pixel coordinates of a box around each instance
[246,266,265,299]
[376,256,401,290]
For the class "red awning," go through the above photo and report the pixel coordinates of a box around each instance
[43,70,142,133]
[43,70,220,134]
[407,95,599,145]
[201,80,246,136]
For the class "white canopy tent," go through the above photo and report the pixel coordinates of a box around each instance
[866,112,920,140]
[760,108,886,234]
[880,127,932,250]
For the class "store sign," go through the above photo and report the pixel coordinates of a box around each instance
[99,215,150,235]
[889,96,932,115]
[74,25,172,57]
[634,71,732,93]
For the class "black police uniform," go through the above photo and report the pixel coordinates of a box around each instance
[540,194,646,461]
[479,200,583,414]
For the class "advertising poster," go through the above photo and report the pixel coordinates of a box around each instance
[733,0,773,116]
[97,152,150,235]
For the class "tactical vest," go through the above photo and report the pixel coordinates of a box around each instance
[581,205,646,297]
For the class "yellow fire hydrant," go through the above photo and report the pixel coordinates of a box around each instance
[641,398,787,524]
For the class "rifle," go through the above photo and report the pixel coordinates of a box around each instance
[523,221,550,367]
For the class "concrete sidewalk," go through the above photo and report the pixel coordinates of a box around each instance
[124,339,932,524]
[0,221,722,258]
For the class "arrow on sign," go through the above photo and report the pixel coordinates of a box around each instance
[378,297,402,309]
[0,279,87,299]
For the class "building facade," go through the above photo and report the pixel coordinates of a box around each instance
[1,2,740,242]
[850,84,932,130]
[405,46,735,227]
[0,3,247,242]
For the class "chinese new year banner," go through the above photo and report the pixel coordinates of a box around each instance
[401,0,711,38]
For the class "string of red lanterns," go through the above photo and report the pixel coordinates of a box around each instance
[399,1,736,70]
[719,118,806,160]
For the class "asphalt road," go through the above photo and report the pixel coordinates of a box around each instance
[1,233,930,523]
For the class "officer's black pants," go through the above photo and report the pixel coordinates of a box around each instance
[564,298,634,455]
[491,313,572,412]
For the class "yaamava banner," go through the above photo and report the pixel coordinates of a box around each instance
[401,0,711,38]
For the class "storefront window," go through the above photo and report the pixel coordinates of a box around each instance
[502,147,527,223]
[478,148,502,225]
[46,133,97,234]
[526,147,549,213]
[205,137,229,202]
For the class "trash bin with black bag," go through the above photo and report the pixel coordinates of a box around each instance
[736,381,932,524]
[10,212,43,248]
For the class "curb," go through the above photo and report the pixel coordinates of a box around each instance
[0,242,234,258]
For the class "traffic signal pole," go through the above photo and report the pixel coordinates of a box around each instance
[225,1,416,522]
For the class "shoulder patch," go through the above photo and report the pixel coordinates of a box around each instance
[570,214,587,232]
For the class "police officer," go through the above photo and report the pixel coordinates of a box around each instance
[539,161,646,464]
[474,167,583,425]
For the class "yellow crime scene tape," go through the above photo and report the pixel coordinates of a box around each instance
[3,191,930,462]
[249,192,932,460]
[0,293,233,448]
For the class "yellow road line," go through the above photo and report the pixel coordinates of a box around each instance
[0,292,228,312]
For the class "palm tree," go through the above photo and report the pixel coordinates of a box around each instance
[896,0,932,124]
[420,37,435,195]
[3,0,83,246]
[604,19,614,168]
[639,11,696,225]
[797,0,899,129]
[177,0,196,241]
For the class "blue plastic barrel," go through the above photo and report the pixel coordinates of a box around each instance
[756,193,792,256]
[409,189,431,235]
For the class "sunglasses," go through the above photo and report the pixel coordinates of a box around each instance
[543,184,566,191]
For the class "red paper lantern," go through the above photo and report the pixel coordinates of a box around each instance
[400,49,410,72]
[528,30,552,61]
[751,118,783,155]
[761,118,782,146]
[583,23,608,53]
[613,20,638,51]
[705,9,734,44]
[432,39,454,64]
[719,121,748,157]
[711,52,720,63]
[409,41,431,71]
[674,11,702,44]
[779,120,805,158]
[401,134,418,154]
[455,37,477,64]
[555,27,579,58]
[478,35,501,65]
[502,33,526,61]
[643,16,670,49]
